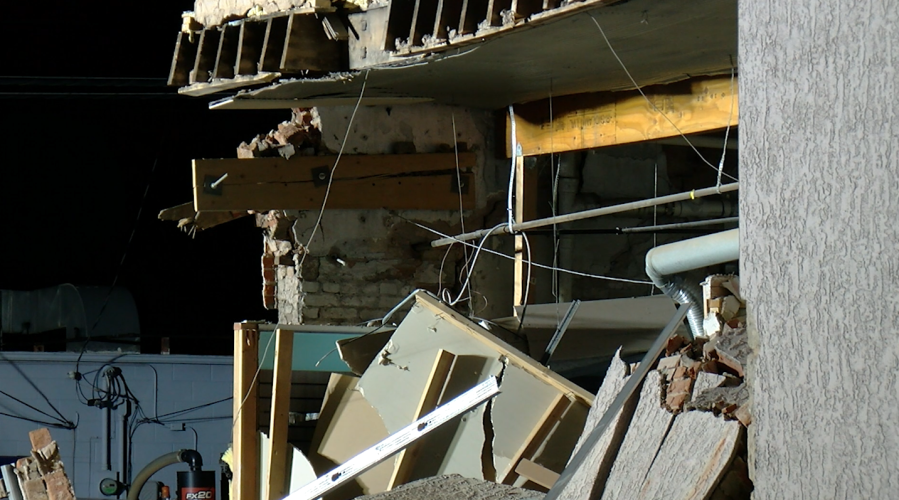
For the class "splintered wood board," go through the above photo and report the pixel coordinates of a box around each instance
[192,153,477,211]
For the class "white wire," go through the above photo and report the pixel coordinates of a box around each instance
[716,65,737,190]
[507,105,518,234]
[409,220,652,285]
[588,13,738,183]
[450,224,507,305]
[521,232,533,306]
[298,69,370,267]
[451,111,474,310]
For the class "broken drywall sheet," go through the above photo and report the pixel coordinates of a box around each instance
[310,374,393,496]
[356,302,506,481]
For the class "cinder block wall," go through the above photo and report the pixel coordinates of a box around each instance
[0,353,233,498]
[740,0,899,496]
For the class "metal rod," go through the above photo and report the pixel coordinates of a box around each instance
[545,304,690,500]
[540,300,580,366]
[619,216,739,233]
[430,183,739,247]
[2,464,25,500]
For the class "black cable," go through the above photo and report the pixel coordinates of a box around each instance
[149,397,233,421]
[0,411,73,429]
[0,353,73,426]
[0,390,70,424]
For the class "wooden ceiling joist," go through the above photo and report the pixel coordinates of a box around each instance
[167,8,346,92]
[503,75,739,157]
[192,153,478,212]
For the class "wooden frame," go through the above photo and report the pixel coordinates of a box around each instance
[233,323,259,500]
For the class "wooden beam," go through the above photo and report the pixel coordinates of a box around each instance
[432,0,463,40]
[384,0,417,50]
[235,21,267,76]
[158,202,249,231]
[513,155,526,307]
[409,0,440,46]
[387,349,456,489]
[281,13,343,73]
[233,323,260,500]
[264,329,294,500]
[503,75,739,157]
[192,153,477,212]
[500,393,572,484]
[261,16,290,73]
[213,24,241,79]
[486,0,513,26]
[167,32,199,87]
[190,29,221,84]
[458,0,490,35]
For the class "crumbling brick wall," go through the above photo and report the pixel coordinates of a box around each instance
[252,103,507,326]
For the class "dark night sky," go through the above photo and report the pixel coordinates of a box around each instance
[0,1,288,354]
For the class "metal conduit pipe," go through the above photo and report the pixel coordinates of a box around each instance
[645,229,740,338]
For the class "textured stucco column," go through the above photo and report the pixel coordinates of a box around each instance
[740,0,899,497]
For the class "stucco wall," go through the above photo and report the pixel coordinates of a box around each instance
[739,0,899,497]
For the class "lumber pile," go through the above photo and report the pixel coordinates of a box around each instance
[5,429,76,500]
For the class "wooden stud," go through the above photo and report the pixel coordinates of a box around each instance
[458,0,490,35]
[513,154,526,307]
[409,0,440,46]
[233,323,259,500]
[512,0,544,19]
[261,16,290,73]
[432,0,464,40]
[503,76,739,157]
[265,329,295,500]
[515,458,560,489]
[190,29,221,84]
[387,349,457,489]
[235,20,267,76]
[192,153,477,212]
[486,0,513,26]
[281,13,343,73]
[500,393,572,484]
[384,0,417,50]
[167,32,199,87]
[213,24,241,79]
[542,0,561,9]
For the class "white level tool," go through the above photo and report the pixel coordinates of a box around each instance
[285,376,501,500]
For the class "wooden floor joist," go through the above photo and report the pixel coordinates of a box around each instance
[192,153,477,212]
[503,75,739,157]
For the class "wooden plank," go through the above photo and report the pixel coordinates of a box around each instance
[281,13,344,72]
[388,349,457,489]
[433,0,464,40]
[213,24,241,79]
[190,29,221,84]
[458,0,490,35]
[516,458,560,489]
[500,393,572,484]
[409,0,440,46]
[235,20,267,76]
[158,202,249,230]
[513,154,526,307]
[192,153,477,212]
[167,32,199,87]
[260,16,290,73]
[384,0,417,50]
[264,330,294,500]
[233,323,259,500]
[600,371,672,500]
[503,75,739,157]
[414,292,594,407]
[638,412,741,500]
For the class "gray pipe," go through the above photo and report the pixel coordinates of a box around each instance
[645,229,739,338]
[127,450,198,500]
[2,464,24,500]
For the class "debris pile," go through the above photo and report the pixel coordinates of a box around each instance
[237,108,323,160]
[1,429,76,500]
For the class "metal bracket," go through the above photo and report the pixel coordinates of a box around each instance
[311,166,331,187]
[451,173,471,195]
[203,175,224,196]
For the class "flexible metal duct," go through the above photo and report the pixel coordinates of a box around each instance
[645,229,739,338]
